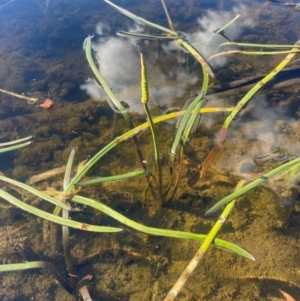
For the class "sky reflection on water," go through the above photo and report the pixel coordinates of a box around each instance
[0,0,298,109]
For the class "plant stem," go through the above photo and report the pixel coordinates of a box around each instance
[0,261,75,295]
[140,52,163,196]
[164,180,249,301]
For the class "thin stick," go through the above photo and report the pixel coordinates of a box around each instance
[160,0,175,31]
[0,88,38,104]
[27,165,67,185]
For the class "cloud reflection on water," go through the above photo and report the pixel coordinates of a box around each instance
[81,4,255,114]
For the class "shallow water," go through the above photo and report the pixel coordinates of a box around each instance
[0,0,300,300]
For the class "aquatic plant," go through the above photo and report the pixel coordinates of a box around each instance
[0,52,248,300]
[0,136,32,153]
[0,142,253,299]
[87,0,300,299]
[0,0,300,300]
[0,105,249,298]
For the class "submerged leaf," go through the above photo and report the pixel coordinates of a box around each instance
[63,146,77,190]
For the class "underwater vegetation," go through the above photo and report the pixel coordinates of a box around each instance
[0,0,300,300]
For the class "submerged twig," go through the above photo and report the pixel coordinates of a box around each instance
[27,166,67,185]
[0,88,38,104]
[160,0,175,31]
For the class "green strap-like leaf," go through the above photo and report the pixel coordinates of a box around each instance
[72,195,254,260]
[206,157,300,214]
[0,261,75,295]
[170,92,205,163]
[0,136,32,147]
[76,169,147,186]
[118,31,180,40]
[103,0,214,78]
[84,36,132,124]
[0,188,122,233]
[217,41,300,49]
[0,141,32,153]
[63,147,76,190]
[66,107,232,192]
[0,174,70,210]
[103,0,177,35]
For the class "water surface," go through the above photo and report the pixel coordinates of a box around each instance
[0,0,300,300]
